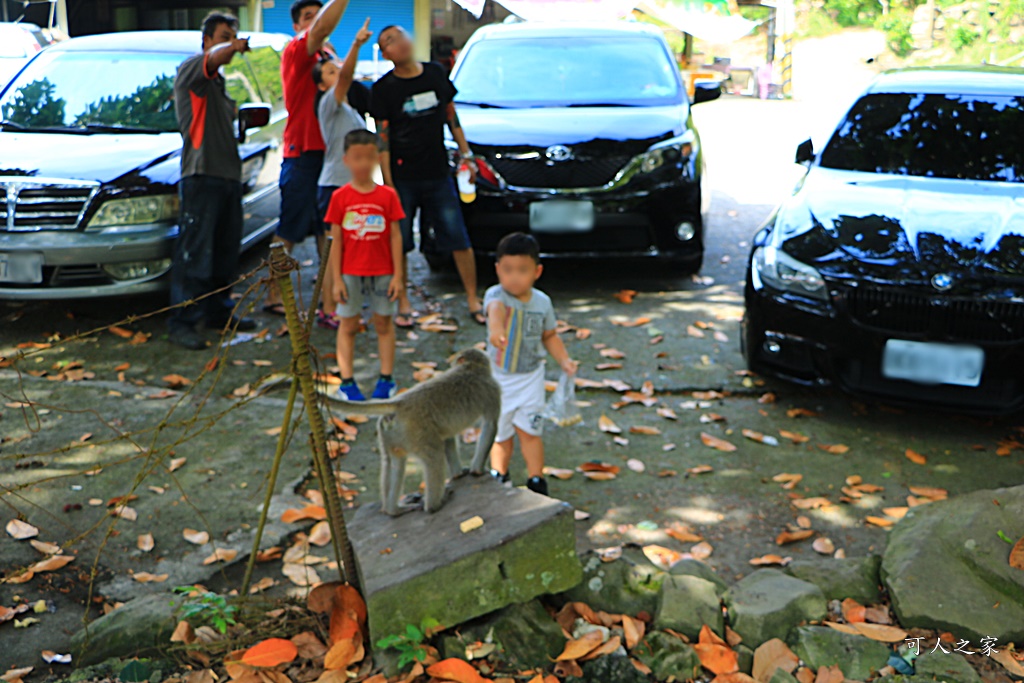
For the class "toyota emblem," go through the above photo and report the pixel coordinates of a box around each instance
[931,273,953,291]
[545,145,573,162]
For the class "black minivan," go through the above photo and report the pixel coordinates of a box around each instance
[0,30,286,300]
[445,21,719,271]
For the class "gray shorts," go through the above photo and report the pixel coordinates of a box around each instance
[336,274,397,319]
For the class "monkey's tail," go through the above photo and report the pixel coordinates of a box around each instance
[327,397,399,416]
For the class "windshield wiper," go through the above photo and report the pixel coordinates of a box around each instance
[453,101,507,109]
[77,123,164,134]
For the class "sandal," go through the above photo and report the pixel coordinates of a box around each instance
[262,303,287,316]
[394,312,415,329]
[316,309,339,330]
[469,309,486,326]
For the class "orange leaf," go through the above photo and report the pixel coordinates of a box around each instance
[426,657,490,683]
[701,432,736,452]
[29,554,74,573]
[324,639,361,671]
[334,584,368,629]
[752,638,799,682]
[281,505,327,523]
[904,448,927,465]
[598,415,622,434]
[694,643,739,675]
[556,630,605,661]
[629,425,661,436]
[786,408,818,418]
[778,430,810,444]
[908,485,947,500]
[163,373,193,389]
[241,638,298,668]
[699,624,727,647]
[849,622,907,642]
[329,608,361,647]
[580,634,622,661]
[1010,535,1024,570]
[579,462,620,474]
[622,615,645,650]
[817,443,849,455]
[643,544,684,570]
[109,326,134,338]
[811,537,835,555]
[841,598,866,623]
[666,528,704,543]
[775,529,814,545]
[613,290,637,304]
[749,554,791,567]
[865,516,894,528]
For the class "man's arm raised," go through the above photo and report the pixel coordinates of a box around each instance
[307,0,350,56]
[204,37,249,77]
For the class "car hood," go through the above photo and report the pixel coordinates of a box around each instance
[778,168,1024,284]
[0,131,181,184]
[457,104,684,148]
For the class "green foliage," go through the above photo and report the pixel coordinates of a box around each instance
[1,78,66,127]
[375,617,442,670]
[825,0,881,27]
[172,586,238,635]
[875,9,915,57]
[797,10,842,39]
[948,21,980,51]
[72,74,177,131]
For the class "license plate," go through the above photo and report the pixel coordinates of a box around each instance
[882,339,984,387]
[529,200,594,233]
[0,252,44,284]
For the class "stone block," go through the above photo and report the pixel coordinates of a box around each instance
[784,555,882,604]
[653,574,723,638]
[70,593,181,666]
[788,625,890,681]
[724,569,826,647]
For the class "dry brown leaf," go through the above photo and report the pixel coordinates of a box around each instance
[908,485,947,500]
[688,465,714,475]
[865,516,894,528]
[598,414,622,434]
[579,462,621,474]
[202,548,238,565]
[29,540,60,555]
[556,630,605,661]
[849,622,907,642]
[694,642,739,675]
[811,537,835,555]
[629,425,661,436]
[600,348,626,359]
[168,457,187,472]
[182,528,210,545]
[30,554,74,573]
[699,412,726,423]
[543,467,575,480]
[690,541,714,561]
[170,620,195,644]
[791,497,832,510]
[583,471,617,481]
[280,505,327,524]
[813,665,843,683]
[292,631,328,659]
[817,443,850,455]
[137,533,154,552]
[622,615,645,650]
[657,407,678,420]
[1010,535,1024,570]
[701,432,737,452]
[163,374,192,389]
[308,521,332,547]
[643,544,684,570]
[282,562,320,587]
[666,527,704,543]
[749,554,792,567]
[823,621,860,635]
[553,660,583,678]
[579,635,622,661]
[132,572,169,583]
[752,638,799,682]
[991,648,1024,677]
[5,519,38,540]
[841,598,866,623]
[786,408,818,418]
[613,290,637,304]
[904,448,927,465]
[775,529,814,545]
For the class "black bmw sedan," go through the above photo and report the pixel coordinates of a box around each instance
[442,21,719,272]
[743,66,1024,413]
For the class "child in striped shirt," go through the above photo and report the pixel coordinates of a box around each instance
[485,233,577,495]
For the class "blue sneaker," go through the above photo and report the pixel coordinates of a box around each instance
[372,377,396,399]
[334,382,365,401]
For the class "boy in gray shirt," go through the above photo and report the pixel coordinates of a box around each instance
[485,233,577,495]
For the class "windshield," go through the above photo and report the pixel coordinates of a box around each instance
[819,92,1024,182]
[453,36,682,108]
[0,50,187,132]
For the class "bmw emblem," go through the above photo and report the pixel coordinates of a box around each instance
[931,273,953,291]
[545,145,573,162]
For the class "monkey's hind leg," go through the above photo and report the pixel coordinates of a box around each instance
[379,420,412,517]
[421,441,452,513]
[469,415,498,476]
[445,437,468,480]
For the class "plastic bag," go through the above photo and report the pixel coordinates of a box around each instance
[543,373,583,427]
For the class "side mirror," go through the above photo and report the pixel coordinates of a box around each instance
[795,138,815,164]
[238,103,271,142]
[692,81,722,105]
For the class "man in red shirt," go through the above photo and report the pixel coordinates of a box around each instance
[264,0,349,314]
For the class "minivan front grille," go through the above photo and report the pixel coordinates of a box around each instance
[0,178,98,231]
[488,155,633,189]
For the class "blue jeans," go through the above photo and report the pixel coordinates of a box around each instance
[170,175,242,330]
[278,151,324,243]
[394,176,472,254]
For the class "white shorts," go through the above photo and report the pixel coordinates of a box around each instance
[494,364,546,442]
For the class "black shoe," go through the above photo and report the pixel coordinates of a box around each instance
[208,315,258,332]
[526,476,549,496]
[491,469,512,487]
[168,326,206,350]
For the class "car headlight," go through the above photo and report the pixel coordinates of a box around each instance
[86,195,179,232]
[641,132,696,174]
[752,246,828,301]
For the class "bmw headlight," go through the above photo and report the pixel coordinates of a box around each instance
[641,132,696,174]
[86,195,179,232]
[752,246,828,301]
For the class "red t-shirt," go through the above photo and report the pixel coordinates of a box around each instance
[281,32,324,157]
[324,184,406,276]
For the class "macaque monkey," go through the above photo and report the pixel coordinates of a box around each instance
[331,348,501,516]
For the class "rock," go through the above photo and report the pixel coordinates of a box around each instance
[70,593,182,666]
[562,551,664,617]
[568,655,649,683]
[724,569,826,647]
[667,558,728,594]
[736,643,754,674]
[784,555,882,604]
[633,631,701,682]
[653,574,723,638]
[881,485,1024,642]
[788,625,891,681]
[348,476,582,644]
[456,599,566,669]
[914,650,982,683]
[768,670,800,683]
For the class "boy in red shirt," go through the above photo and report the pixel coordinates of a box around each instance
[325,129,406,400]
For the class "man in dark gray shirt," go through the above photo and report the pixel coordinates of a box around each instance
[170,12,256,350]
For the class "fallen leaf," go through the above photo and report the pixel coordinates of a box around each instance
[0,668,33,683]
[644,544,684,570]
[168,457,187,472]
[865,516,894,528]
[752,638,799,682]
[743,429,779,446]
[749,554,792,567]
[841,598,866,623]
[282,562,321,587]
[779,430,810,444]
[823,621,860,635]
[687,325,705,338]
[308,521,332,547]
[701,432,736,452]
[163,374,192,389]
[694,642,739,675]
[29,540,60,555]
[772,473,803,490]
[171,620,195,644]
[991,648,1024,677]
[600,348,626,359]
[553,660,583,678]
[579,634,622,661]
[137,534,154,552]
[132,572,169,583]
[596,546,623,562]
[791,497,832,510]
[40,651,72,664]
[813,665,843,683]
[242,637,298,668]
[817,443,849,455]
[291,631,328,659]
[776,529,814,545]
[629,425,661,436]
[109,326,133,339]
[6,519,38,540]
[613,290,637,304]
[849,622,906,642]
[1010,535,1024,570]
[579,462,621,474]
[907,485,947,500]
[622,615,645,649]
[543,467,574,480]
[202,548,238,565]
[812,537,835,555]
[691,541,714,560]
[583,471,617,481]
[557,631,604,661]
[323,639,361,671]
[904,448,927,465]
[700,412,726,423]
[786,408,818,418]
[574,510,591,521]
[281,505,327,523]
[666,527,704,543]
[460,516,484,533]
[182,528,210,545]
[626,458,646,473]
[598,414,621,434]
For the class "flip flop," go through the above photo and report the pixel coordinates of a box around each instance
[469,309,486,326]
[395,313,415,329]
[262,303,287,316]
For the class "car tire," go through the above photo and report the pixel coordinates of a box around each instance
[740,312,764,371]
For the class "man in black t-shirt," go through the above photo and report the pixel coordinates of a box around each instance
[370,25,482,327]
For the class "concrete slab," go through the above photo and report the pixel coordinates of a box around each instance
[347,476,582,643]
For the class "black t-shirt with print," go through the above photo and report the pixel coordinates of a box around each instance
[370,62,456,181]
